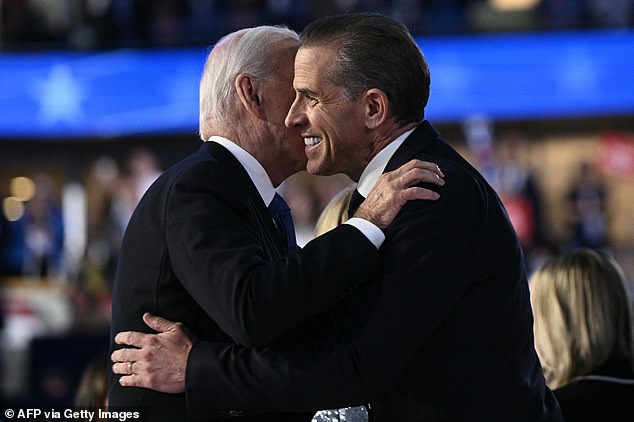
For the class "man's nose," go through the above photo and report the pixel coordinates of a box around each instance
[285,100,304,128]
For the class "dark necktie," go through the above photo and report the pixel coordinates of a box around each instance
[348,189,365,217]
[268,193,298,251]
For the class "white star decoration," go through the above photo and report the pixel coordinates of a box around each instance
[34,64,86,126]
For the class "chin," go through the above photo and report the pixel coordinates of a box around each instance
[310,168,334,177]
[305,163,322,176]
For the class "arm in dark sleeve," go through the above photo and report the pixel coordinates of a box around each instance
[185,178,479,415]
[165,163,380,347]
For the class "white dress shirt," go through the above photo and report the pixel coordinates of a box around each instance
[208,136,384,248]
[346,128,415,248]
[356,128,415,197]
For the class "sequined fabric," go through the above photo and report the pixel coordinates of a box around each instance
[312,406,368,422]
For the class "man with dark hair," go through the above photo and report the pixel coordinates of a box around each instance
[113,14,562,421]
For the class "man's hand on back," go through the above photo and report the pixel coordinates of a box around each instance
[111,312,196,394]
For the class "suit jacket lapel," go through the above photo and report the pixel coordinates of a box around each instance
[198,142,287,258]
[198,141,259,198]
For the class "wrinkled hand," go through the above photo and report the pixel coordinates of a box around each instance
[111,312,196,394]
[355,159,444,229]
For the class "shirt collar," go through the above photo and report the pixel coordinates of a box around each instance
[356,128,415,197]
[208,136,276,206]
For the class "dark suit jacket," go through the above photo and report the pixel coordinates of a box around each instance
[186,122,563,421]
[108,141,380,421]
[554,357,634,422]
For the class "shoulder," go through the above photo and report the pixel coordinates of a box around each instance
[156,146,246,193]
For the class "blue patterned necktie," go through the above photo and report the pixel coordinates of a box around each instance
[267,193,298,251]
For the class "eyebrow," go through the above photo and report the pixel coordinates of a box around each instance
[295,87,318,97]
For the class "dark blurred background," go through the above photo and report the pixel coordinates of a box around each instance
[0,0,633,410]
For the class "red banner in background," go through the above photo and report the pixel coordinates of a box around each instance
[501,195,535,246]
[598,132,634,179]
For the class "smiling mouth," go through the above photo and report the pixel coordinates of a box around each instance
[304,136,323,147]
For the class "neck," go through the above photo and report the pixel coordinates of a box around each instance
[348,122,417,181]
[373,121,416,153]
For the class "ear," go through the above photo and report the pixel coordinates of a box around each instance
[364,88,389,129]
[235,73,265,119]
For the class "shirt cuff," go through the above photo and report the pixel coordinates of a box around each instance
[344,217,385,249]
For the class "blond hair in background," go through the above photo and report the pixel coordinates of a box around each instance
[314,186,356,236]
[74,353,109,409]
[530,248,634,389]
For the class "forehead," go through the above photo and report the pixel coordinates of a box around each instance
[293,46,338,85]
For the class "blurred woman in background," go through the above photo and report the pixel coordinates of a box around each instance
[530,248,634,422]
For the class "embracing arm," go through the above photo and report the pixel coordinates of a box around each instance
[183,192,475,415]
[166,159,443,347]
[113,181,474,417]
[111,161,446,397]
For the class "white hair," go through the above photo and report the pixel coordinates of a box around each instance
[199,25,299,140]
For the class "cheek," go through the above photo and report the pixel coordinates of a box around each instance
[322,113,353,150]
[318,110,344,138]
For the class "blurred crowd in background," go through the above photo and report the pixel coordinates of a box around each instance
[1,0,633,51]
[0,0,633,412]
